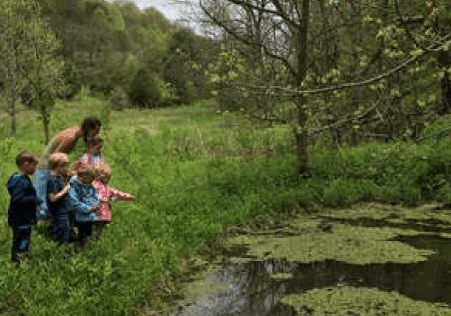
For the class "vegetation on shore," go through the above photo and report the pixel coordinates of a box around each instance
[1,95,451,315]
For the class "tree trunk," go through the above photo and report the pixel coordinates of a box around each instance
[440,70,451,114]
[293,0,310,176]
[294,100,309,176]
[10,97,16,138]
[10,70,17,138]
[41,105,50,145]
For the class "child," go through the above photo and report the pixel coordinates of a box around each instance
[6,151,43,265]
[46,153,73,247]
[69,163,99,247]
[74,136,105,171]
[92,163,136,240]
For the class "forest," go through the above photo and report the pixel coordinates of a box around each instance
[1,0,451,174]
[0,0,218,140]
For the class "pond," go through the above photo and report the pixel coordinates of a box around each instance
[167,203,451,316]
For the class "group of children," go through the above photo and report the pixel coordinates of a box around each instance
[6,137,136,265]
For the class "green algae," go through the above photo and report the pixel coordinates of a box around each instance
[225,219,434,264]
[282,286,451,315]
[271,273,293,280]
[167,203,451,315]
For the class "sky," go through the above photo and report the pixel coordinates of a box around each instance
[128,0,198,23]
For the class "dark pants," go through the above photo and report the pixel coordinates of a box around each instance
[77,222,93,246]
[93,221,109,240]
[11,226,31,263]
[52,213,73,246]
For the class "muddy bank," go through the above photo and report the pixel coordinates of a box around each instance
[157,203,451,315]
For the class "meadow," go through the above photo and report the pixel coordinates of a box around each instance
[1,94,451,315]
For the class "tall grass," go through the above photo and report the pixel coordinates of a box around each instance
[1,96,451,315]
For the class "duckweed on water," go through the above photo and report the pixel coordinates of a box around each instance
[282,286,451,316]
[225,217,434,264]
[271,273,293,280]
[168,203,451,316]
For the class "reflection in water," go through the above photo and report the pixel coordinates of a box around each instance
[317,215,451,234]
[174,234,451,316]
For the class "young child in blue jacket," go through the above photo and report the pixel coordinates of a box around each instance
[69,162,99,247]
[46,153,73,247]
[6,151,43,265]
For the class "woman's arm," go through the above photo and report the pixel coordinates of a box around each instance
[53,138,77,154]
[54,129,80,153]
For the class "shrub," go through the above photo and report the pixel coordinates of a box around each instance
[109,86,129,111]
[128,69,161,108]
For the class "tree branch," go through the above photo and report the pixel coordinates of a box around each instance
[199,0,297,77]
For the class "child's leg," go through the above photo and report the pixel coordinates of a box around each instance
[53,213,71,246]
[77,222,93,247]
[68,212,78,243]
[94,222,102,240]
[11,226,31,264]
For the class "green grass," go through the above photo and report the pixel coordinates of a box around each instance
[1,95,451,315]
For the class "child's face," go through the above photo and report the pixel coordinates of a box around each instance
[25,160,38,175]
[78,173,95,185]
[55,161,70,177]
[89,140,103,155]
[98,173,110,185]
[87,126,101,139]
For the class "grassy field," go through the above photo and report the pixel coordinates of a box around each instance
[1,95,451,315]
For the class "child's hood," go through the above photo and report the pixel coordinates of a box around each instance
[70,175,93,187]
[69,175,78,184]
[6,173,26,190]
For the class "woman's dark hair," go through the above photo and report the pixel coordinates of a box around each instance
[81,116,102,145]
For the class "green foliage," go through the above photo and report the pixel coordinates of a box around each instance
[109,4,125,32]
[3,99,451,314]
[128,68,161,108]
[73,85,91,102]
[108,85,130,111]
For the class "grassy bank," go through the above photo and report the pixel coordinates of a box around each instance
[1,96,451,315]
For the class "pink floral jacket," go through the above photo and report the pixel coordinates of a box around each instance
[92,180,134,222]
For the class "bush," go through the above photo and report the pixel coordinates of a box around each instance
[128,68,161,108]
[109,86,129,111]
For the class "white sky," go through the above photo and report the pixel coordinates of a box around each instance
[125,0,198,23]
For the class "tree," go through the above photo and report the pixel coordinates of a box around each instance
[201,0,312,176]
[0,0,64,140]
[201,0,451,175]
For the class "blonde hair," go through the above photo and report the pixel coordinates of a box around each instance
[48,153,70,170]
[77,162,97,177]
[96,163,111,177]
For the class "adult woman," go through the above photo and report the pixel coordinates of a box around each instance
[34,116,102,221]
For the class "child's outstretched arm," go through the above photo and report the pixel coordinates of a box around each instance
[108,186,136,201]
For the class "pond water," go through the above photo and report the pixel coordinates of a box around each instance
[169,203,451,316]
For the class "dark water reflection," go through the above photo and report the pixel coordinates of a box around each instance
[317,214,451,234]
[174,234,451,316]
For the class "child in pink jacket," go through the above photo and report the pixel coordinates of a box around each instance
[92,163,137,240]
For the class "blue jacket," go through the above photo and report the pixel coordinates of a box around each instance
[47,174,71,216]
[69,176,99,222]
[6,173,43,227]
